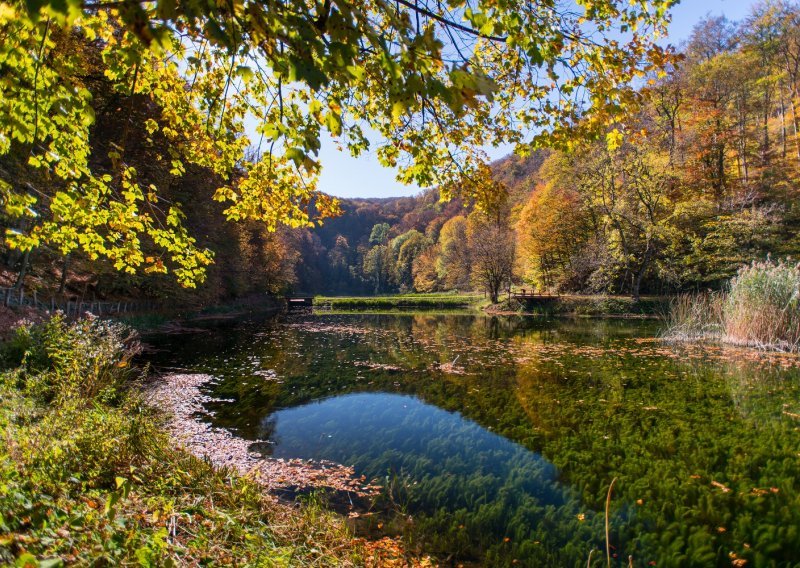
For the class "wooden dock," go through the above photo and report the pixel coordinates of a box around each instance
[509,288,560,300]
[286,296,314,310]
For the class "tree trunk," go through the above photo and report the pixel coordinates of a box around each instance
[789,92,800,162]
[58,254,70,294]
[632,246,653,302]
[781,83,788,160]
[763,96,771,167]
[13,249,31,291]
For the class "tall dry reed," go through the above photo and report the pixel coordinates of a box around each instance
[663,292,724,341]
[723,259,800,351]
[664,259,800,351]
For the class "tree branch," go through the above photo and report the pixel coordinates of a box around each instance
[393,0,507,42]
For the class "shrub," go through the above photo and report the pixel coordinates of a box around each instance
[723,259,800,350]
[663,259,800,351]
[1,314,141,404]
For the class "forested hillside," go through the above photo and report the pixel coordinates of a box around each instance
[299,5,800,299]
[4,3,800,303]
[514,7,800,298]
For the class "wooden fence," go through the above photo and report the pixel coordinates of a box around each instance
[0,287,163,317]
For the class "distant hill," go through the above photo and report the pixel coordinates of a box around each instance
[294,151,548,294]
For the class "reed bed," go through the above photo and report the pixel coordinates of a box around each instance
[664,259,800,352]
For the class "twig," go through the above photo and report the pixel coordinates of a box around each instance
[606,477,617,568]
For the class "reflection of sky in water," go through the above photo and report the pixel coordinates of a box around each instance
[259,391,594,563]
[264,392,565,508]
[143,313,800,566]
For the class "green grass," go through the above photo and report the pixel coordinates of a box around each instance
[0,316,366,566]
[314,293,668,316]
[489,295,670,317]
[314,293,482,310]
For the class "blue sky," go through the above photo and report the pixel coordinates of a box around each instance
[318,0,757,199]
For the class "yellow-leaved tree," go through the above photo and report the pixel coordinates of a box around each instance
[1,0,678,286]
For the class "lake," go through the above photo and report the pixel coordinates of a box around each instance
[146,312,800,567]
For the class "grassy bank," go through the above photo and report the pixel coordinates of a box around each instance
[0,316,374,566]
[664,259,800,351]
[488,295,670,317]
[314,293,482,311]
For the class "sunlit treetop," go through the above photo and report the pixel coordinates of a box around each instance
[0,0,678,286]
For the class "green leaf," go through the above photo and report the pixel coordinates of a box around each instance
[235,65,254,81]
[324,112,342,136]
[391,101,406,121]
[284,147,306,166]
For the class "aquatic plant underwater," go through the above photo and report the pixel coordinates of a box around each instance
[147,313,800,566]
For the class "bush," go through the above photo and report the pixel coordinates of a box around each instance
[724,259,800,350]
[663,259,800,351]
[1,314,141,404]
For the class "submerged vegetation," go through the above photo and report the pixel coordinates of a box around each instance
[146,312,800,566]
[665,259,800,351]
[0,316,373,566]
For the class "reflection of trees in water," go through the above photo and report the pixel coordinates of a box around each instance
[256,415,278,446]
[721,358,797,424]
[511,347,800,565]
[146,313,800,566]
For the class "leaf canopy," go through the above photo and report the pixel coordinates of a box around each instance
[0,0,677,285]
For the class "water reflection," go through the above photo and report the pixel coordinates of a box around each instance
[145,313,800,566]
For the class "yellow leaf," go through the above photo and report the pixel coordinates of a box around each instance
[606,128,624,151]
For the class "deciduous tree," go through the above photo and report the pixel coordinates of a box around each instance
[1,0,677,285]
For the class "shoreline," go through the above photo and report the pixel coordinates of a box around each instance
[482,308,661,319]
[661,332,800,354]
[145,373,380,498]
[483,295,670,319]
[145,373,437,566]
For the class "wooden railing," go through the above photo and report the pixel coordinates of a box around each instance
[0,287,163,316]
[509,288,561,299]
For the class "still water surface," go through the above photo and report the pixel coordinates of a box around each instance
[147,313,800,566]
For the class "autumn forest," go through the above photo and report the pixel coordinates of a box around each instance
[6,1,800,567]
[4,5,800,307]
[301,6,800,302]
